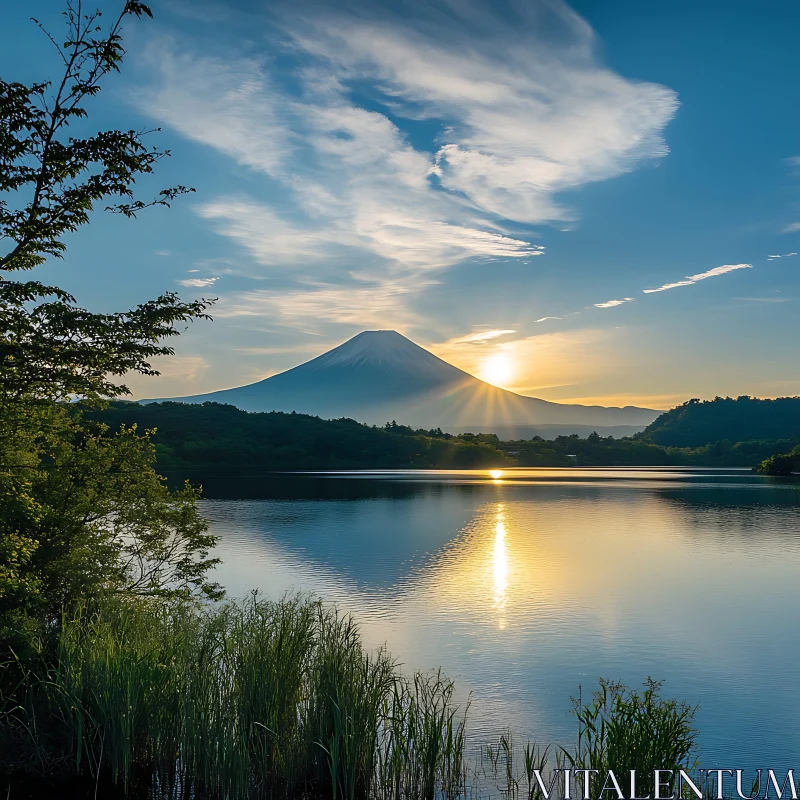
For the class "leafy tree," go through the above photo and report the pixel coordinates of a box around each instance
[0,1,219,648]
[0,0,209,404]
[758,445,800,476]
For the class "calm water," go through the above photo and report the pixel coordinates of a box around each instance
[200,467,800,769]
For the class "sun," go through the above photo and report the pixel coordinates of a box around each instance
[481,353,514,388]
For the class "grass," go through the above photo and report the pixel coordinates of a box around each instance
[0,596,698,799]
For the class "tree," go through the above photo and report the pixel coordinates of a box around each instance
[1,0,210,404]
[0,1,220,647]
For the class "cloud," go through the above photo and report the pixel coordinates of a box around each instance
[595,297,634,308]
[137,46,291,177]
[447,329,516,345]
[291,1,678,223]
[124,354,211,397]
[733,296,792,304]
[196,197,544,273]
[136,2,678,332]
[783,222,800,233]
[643,264,752,294]
[212,280,429,331]
[176,276,219,288]
[535,316,562,322]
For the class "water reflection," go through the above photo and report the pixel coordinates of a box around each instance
[492,505,508,627]
[205,468,800,770]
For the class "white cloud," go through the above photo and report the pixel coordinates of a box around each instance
[137,45,291,177]
[136,2,678,332]
[786,252,798,257]
[595,297,634,308]
[292,2,678,223]
[447,329,516,345]
[643,264,752,294]
[535,316,562,322]
[212,280,430,330]
[177,276,219,288]
[783,223,800,233]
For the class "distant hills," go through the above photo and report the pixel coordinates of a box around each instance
[86,397,800,486]
[639,396,800,447]
[148,330,658,435]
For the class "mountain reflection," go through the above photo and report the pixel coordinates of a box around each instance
[206,469,800,769]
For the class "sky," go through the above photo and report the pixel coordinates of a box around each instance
[3,0,800,410]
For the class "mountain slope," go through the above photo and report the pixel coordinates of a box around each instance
[640,396,800,447]
[149,330,659,432]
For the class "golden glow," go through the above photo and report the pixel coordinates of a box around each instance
[492,506,509,628]
[480,352,514,388]
[489,469,503,480]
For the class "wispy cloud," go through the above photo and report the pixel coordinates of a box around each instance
[292,1,678,224]
[177,276,219,288]
[767,252,797,259]
[733,296,792,304]
[447,329,516,345]
[643,264,752,294]
[136,1,678,329]
[783,223,800,233]
[212,280,428,331]
[595,297,634,308]
[535,316,562,322]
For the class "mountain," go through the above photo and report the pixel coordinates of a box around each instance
[148,330,659,433]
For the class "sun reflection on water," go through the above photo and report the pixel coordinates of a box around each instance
[492,504,509,628]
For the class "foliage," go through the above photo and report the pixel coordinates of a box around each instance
[502,431,800,468]
[0,401,222,654]
[0,1,217,653]
[562,679,698,800]
[758,444,800,476]
[639,396,800,448]
[0,280,211,404]
[82,401,800,475]
[0,594,469,800]
[0,0,211,403]
[86,402,512,471]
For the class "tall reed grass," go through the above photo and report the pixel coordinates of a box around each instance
[0,595,469,799]
[0,597,698,799]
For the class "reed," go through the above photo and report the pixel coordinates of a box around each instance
[0,594,470,799]
[562,678,698,799]
[1,601,698,799]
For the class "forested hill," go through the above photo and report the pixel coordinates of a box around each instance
[86,399,800,475]
[640,396,800,447]
[86,402,509,471]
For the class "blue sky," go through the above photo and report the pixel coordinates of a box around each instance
[4,0,800,409]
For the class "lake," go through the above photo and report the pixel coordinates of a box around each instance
[199,467,800,770]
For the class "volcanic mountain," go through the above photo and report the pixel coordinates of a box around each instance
[150,330,659,435]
